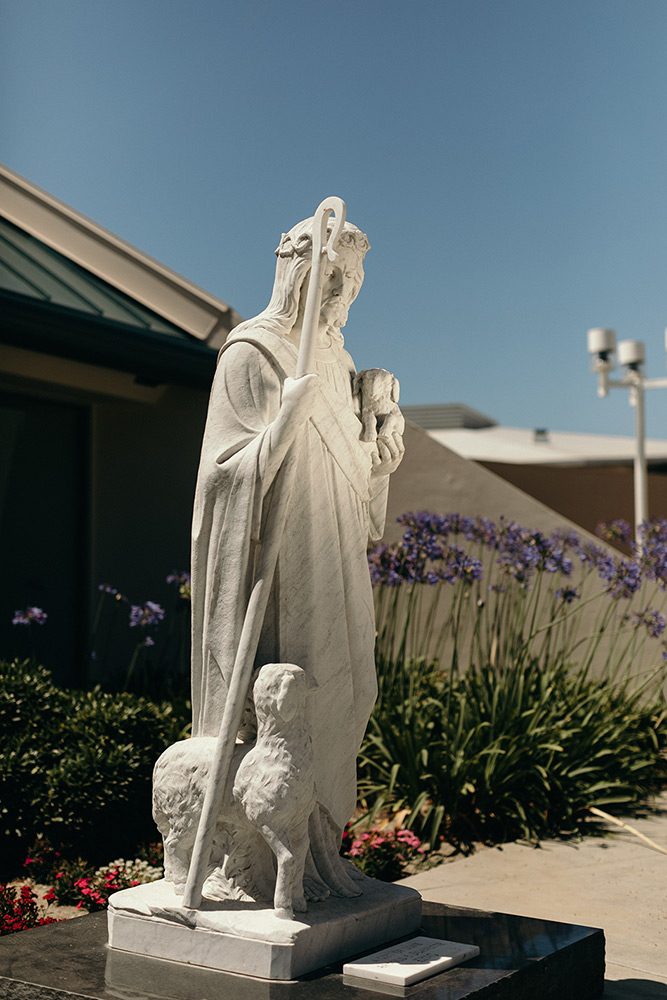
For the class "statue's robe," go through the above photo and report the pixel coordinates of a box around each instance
[190,327,389,837]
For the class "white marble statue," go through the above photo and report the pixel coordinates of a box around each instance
[179,203,405,914]
[108,201,419,981]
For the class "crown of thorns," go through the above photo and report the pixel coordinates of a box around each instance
[275,226,370,260]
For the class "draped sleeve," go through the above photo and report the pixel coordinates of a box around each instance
[190,341,287,735]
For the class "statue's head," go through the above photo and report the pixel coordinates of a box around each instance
[233,217,370,341]
[277,220,369,334]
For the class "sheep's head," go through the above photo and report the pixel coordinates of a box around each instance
[253,663,308,723]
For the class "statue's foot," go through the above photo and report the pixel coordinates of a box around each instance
[303,875,330,902]
[325,853,363,898]
[275,906,293,921]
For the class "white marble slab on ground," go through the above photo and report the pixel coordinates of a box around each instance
[107,876,421,981]
[343,935,480,986]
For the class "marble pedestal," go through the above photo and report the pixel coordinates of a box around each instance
[0,900,606,1000]
[107,876,422,980]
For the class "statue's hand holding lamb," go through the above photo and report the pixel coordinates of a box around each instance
[372,425,405,476]
[353,367,405,476]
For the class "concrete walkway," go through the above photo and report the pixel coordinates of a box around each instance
[400,796,667,999]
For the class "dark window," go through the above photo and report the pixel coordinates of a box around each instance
[0,392,88,686]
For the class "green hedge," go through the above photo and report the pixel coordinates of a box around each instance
[0,660,185,868]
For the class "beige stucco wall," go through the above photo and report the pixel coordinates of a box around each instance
[385,421,597,543]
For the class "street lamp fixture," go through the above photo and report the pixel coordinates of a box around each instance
[587,328,667,543]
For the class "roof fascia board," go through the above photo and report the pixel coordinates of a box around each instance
[0,343,166,404]
[1,290,217,388]
[0,163,239,342]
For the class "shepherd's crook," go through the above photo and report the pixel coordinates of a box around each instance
[296,197,346,377]
[182,197,347,909]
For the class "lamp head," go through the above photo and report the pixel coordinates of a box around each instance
[617,339,645,372]
[587,328,616,365]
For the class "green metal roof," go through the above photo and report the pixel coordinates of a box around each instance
[0,216,218,387]
[0,216,194,337]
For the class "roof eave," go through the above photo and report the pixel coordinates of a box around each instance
[0,163,242,344]
[0,291,218,389]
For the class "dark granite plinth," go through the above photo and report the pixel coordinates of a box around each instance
[0,901,604,1000]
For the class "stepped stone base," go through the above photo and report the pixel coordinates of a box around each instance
[0,898,605,999]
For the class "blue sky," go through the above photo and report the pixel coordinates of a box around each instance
[3,0,667,437]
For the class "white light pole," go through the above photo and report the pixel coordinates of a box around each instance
[587,328,667,544]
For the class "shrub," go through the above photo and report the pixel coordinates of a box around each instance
[0,883,60,935]
[69,857,163,912]
[24,846,163,912]
[22,841,65,884]
[341,825,425,881]
[0,660,185,865]
[47,858,95,907]
[360,654,667,849]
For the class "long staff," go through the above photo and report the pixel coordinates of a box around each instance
[182,197,347,909]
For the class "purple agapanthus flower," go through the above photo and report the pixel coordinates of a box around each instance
[367,544,406,587]
[98,584,127,603]
[632,607,667,639]
[129,601,165,628]
[605,560,642,600]
[635,518,667,588]
[440,545,483,585]
[370,512,583,590]
[556,586,580,604]
[12,606,48,626]
[579,542,617,580]
[596,519,632,545]
[549,528,583,555]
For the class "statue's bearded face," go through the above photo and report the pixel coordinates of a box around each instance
[318,245,365,329]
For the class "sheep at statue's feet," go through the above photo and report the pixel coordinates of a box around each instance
[153,662,316,920]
